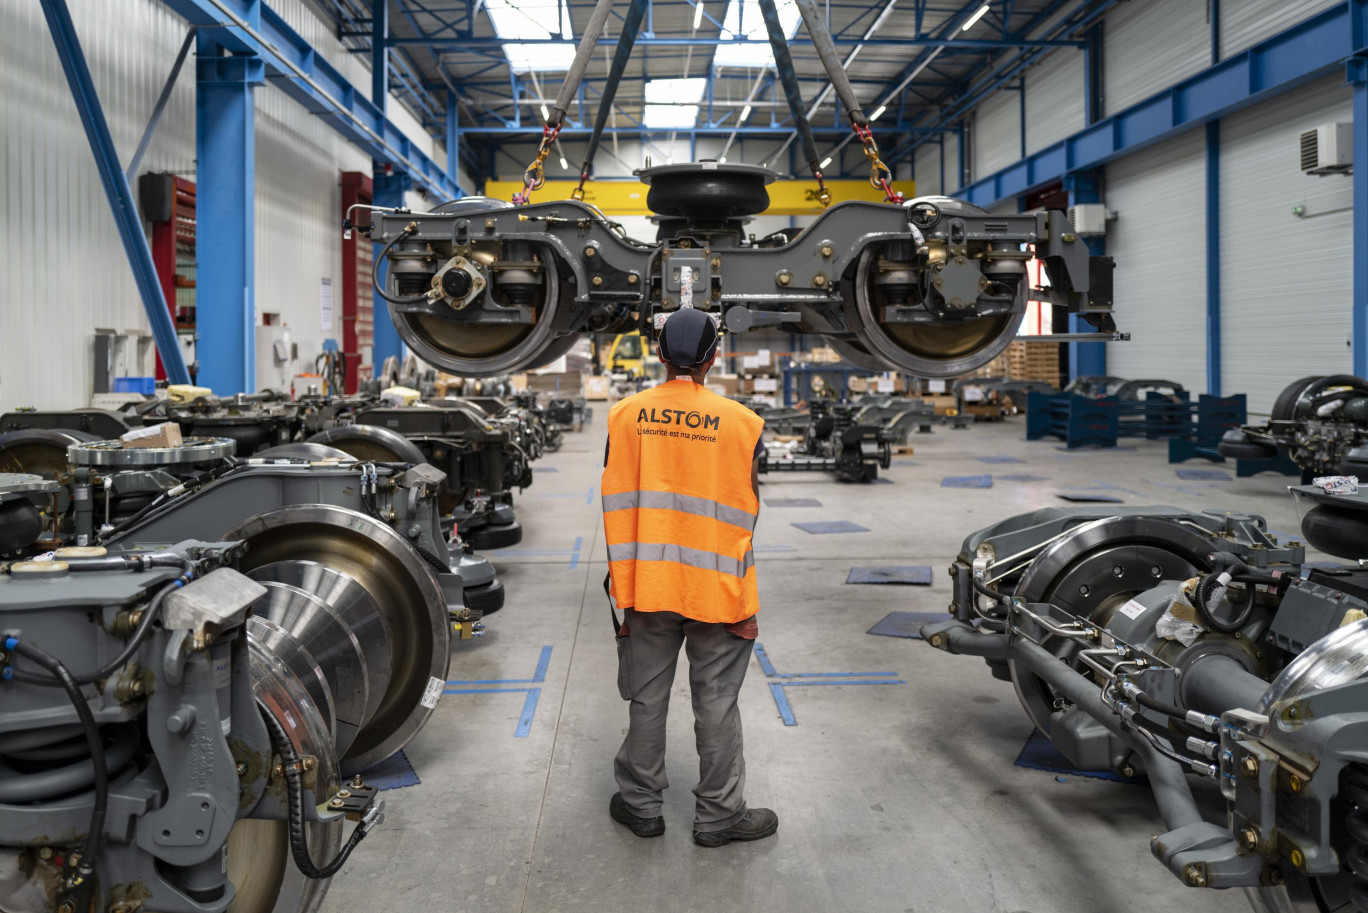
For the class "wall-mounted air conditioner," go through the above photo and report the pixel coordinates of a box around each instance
[1299,123,1352,176]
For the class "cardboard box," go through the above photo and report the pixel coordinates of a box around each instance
[711,373,740,395]
[121,422,182,449]
[752,377,778,393]
[583,375,611,400]
[510,373,529,391]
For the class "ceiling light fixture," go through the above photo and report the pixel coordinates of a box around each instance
[693,1,704,29]
[740,104,752,121]
[559,156,569,169]
[819,155,832,169]
[540,104,550,121]
[961,4,990,31]
[870,104,887,121]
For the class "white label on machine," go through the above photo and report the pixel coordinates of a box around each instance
[420,676,444,709]
[1117,599,1148,620]
[928,380,947,393]
[876,375,894,393]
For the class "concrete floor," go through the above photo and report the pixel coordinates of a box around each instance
[321,418,1315,913]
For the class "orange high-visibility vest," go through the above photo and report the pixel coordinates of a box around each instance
[602,378,765,623]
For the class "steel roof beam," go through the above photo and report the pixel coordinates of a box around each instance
[157,0,462,198]
[372,34,1085,46]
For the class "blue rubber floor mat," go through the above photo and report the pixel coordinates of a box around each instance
[995,474,1050,483]
[1015,729,1145,784]
[764,497,823,508]
[866,611,953,638]
[1057,493,1124,503]
[1175,468,1232,481]
[792,520,869,534]
[975,455,1025,464]
[846,566,933,585]
[941,474,993,488]
[361,750,421,791]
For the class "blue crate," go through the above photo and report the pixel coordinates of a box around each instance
[113,376,155,395]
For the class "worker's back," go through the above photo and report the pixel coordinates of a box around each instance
[602,378,764,622]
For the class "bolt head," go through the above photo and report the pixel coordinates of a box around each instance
[38,847,53,861]
[928,634,944,648]
[302,757,317,771]
[1240,756,1260,779]
[592,276,604,287]
[1288,774,1304,793]
[627,274,639,284]
[1290,848,1305,869]
[236,762,248,777]
[1240,826,1260,851]
[820,245,834,258]
[711,257,721,268]
[776,272,792,286]
[584,246,596,257]
[328,797,345,809]
[1121,765,1136,778]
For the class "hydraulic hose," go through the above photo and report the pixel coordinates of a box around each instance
[1193,556,1261,634]
[9,579,185,687]
[4,637,105,913]
[261,709,380,880]
[372,229,429,306]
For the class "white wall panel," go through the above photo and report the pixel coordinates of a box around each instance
[1,0,441,408]
[254,91,370,377]
[913,140,945,196]
[973,87,1020,180]
[1104,128,1207,391]
[1103,0,1209,116]
[1220,0,1339,58]
[1024,48,1084,155]
[0,0,196,411]
[1219,76,1353,411]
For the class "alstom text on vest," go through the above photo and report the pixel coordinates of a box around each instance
[636,407,721,431]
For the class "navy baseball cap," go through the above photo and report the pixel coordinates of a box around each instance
[658,308,719,369]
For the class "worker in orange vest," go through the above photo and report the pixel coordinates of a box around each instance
[601,307,777,847]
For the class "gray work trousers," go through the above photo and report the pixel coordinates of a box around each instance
[613,608,754,832]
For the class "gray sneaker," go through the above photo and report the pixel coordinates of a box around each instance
[692,808,778,847]
[609,792,665,838]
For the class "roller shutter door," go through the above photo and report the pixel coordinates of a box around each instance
[1103,0,1208,116]
[1219,76,1354,411]
[1104,129,1207,391]
[1024,48,1085,155]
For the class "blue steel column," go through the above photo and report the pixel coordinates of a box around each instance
[38,0,191,384]
[1205,120,1222,394]
[196,39,263,394]
[371,171,411,374]
[1353,58,1368,377]
[1064,171,1105,380]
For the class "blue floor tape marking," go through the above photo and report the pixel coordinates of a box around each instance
[1015,729,1146,785]
[532,466,559,472]
[569,536,583,569]
[782,679,906,687]
[769,683,797,726]
[515,688,541,738]
[755,642,904,726]
[975,455,1025,464]
[586,485,596,505]
[447,645,553,686]
[444,646,553,736]
[941,475,992,488]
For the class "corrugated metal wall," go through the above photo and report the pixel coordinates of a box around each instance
[0,0,449,408]
[1220,0,1340,58]
[0,0,196,411]
[1103,0,1209,116]
[972,86,1021,180]
[1219,76,1354,411]
[1103,128,1207,392]
[1024,48,1084,155]
[912,141,943,196]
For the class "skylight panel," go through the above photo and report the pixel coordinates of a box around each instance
[485,0,576,73]
[712,0,801,69]
[642,78,706,129]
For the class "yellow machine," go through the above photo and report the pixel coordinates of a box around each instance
[605,332,649,379]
